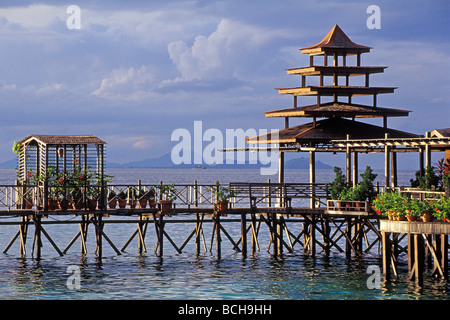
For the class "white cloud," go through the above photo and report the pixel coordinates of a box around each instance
[168,19,290,81]
[91,65,156,100]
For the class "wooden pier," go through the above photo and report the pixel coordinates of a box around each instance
[0,181,382,261]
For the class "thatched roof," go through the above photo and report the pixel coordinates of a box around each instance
[264,102,410,118]
[19,135,106,146]
[246,118,419,145]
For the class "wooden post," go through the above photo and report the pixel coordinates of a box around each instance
[346,135,351,185]
[309,150,316,208]
[345,218,352,258]
[158,214,164,257]
[384,133,390,188]
[310,215,316,257]
[19,216,29,258]
[278,150,284,184]
[94,214,103,258]
[391,149,397,188]
[382,231,391,281]
[138,214,148,254]
[352,151,358,187]
[215,212,221,258]
[241,213,247,258]
[32,215,42,259]
[412,234,424,286]
[80,215,89,255]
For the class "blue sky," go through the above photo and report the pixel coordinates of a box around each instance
[0,0,448,169]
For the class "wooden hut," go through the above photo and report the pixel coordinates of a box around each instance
[16,135,107,211]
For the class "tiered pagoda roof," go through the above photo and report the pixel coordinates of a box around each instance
[248,25,418,147]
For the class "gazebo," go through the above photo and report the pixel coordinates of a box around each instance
[16,135,107,211]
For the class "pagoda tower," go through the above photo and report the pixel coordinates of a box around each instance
[247,25,419,185]
[267,24,410,132]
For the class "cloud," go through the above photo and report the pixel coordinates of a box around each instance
[168,18,290,81]
[91,65,156,100]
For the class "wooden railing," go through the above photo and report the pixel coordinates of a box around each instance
[0,181,333,211]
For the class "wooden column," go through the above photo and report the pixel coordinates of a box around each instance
[409,234,424,286]
[425,132,431,168]
[382,231,392,281]
[309,150,316,208]
[241,213,247,258]
[215,212,221,258]
[391,149,397,188]
[384,134,390,188]
[346,135,352,185]
[352,151,358,187]
[278,150,284,184]
[32,215,42,259]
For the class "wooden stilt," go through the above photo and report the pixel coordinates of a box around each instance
[137,215,148,254]
[382,231,392,281]
[215,212,221,258]
[19,216,29,258]
[32,215,42,259]
[241,213,247,257]
[80,215,89,255]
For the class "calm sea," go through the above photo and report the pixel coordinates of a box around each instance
[0,168,448,301]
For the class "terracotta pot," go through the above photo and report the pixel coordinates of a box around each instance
[118,199,126,209]
[422,211,433,222]
[138,199,147,209]
[88,199,97,211]
[128,199,137,209]
[72,199,84,210]
[216,200,229,212]
[336,201,345,211]
[59,199,70,211]
[398,215,407,221]
[148,199,157,208]
[109,199,117,209]
[160,200,172,212]
[406,215,416,222]
[48,199,58,211]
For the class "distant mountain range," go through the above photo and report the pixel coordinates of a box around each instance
[0,153,332,170]
[107,152,332,169]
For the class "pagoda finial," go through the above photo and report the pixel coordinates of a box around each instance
[301,25,371,55]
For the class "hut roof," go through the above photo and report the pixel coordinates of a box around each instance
[264,102,410,118]
[431,128,450,138]
[301,25,371,55]
[19,135,106,146]
[246,118,419,144]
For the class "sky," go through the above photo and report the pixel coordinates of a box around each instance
[0,0,448,169]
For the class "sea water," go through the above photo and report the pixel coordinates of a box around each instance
[0,168,448,300]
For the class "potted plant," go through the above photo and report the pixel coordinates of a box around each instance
[329,166,347,209]
[138,188,148,208]
[157,184,176,212]
[127,186,137,209]
[108,190,117,209]
[421,199,435,222]
[144,188,157,208]
[118,190,127,209]
[213,185,236,212]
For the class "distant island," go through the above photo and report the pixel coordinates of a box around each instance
[106,152,332,169]
[0,152,332,169]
